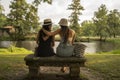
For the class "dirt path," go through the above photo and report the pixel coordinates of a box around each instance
[39,67,104,80]
[13,67,104,80]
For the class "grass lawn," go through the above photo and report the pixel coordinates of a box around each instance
[0,53,31,80]
[0,47,120,80]
[85,54,120,80]
[0,47,33,80]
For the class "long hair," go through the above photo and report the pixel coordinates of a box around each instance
[40,24,51,37]
[60,25,69,43]
[38,24,55,46]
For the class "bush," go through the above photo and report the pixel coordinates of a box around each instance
[0,46,33,54]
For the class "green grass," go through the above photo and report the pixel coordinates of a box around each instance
[0,47,33,80]
[97,49,120,54]
[0,47,120,80]
[85,54,120,80]
[107,49,120,54]
[0,46,33,54]
[0,53,30,80]
[107,38,120,43]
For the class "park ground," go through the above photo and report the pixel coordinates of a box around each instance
[0,47,120,80]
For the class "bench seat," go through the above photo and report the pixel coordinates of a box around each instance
[24,54,86,80]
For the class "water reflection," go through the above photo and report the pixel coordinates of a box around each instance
[0,41,119,53]
[16,41,37,51]
[81,42,97,53]
[0,41,13,48]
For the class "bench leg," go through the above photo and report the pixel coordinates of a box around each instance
[70,64,80,80]
[28,65,40,79]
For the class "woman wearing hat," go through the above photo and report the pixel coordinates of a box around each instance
[42,18,76,72]
[35,19,55,57]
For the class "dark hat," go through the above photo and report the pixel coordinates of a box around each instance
[43,18,52,25]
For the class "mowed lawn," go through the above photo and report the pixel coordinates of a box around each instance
[0,53,30,80]
[0,47,33,80]
[0,48,120,80]
[85,54,120,80]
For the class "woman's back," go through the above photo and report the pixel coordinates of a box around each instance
[37,34,55,57]
[56,18,75,57]
[36,19,55,57]
[56,28,75,57]
[59,28,75,45]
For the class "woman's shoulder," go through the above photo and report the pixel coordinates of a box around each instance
[69,29,75,34]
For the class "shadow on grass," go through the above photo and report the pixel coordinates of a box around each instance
[23,73,88,80]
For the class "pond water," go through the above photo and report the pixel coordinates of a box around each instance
[0,41,119,53]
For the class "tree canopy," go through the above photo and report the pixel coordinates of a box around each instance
[7,0,40,40]
[93,4,109,40]
[68,0,84,41]
[33,0,52,6]
[0,2,6,28]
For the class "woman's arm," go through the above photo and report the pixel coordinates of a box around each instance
[51,36,55,47]
[43,36,50,41]
[36,31,51,44]
[42,28,61,36]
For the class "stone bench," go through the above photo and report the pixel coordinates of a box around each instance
[24,54,86,80]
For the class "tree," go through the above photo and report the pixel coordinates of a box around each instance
[25,4,40,33]
[0,2,6,28]
[33,0,52,6]
[93,4,109,41]
[68,0,84,41]
[81,20,96,42]
[7,0,39,40]
[107,9,120,37]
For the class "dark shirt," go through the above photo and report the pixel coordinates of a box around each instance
[36,36,55,57]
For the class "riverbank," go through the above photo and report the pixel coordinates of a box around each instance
[1,40,120,54]
[0,48,120,80]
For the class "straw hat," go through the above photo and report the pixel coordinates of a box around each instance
[58,18,68,26]
[43,18,52,25]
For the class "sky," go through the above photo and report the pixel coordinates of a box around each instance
[1,0,120,24]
